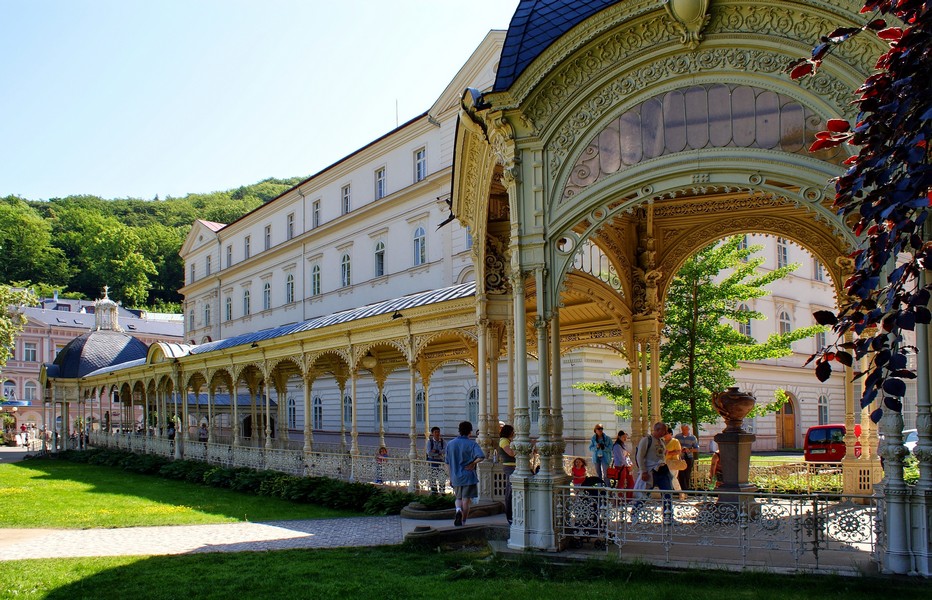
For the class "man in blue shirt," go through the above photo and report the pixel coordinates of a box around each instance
[444,421,485,526]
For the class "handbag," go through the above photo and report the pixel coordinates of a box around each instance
[666,457,688,471]
[606,464,621,479]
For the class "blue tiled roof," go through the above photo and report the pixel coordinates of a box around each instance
[52,331,149,379]
[494,0,622,91]
[72,283,477,378]
[191,282,476,355]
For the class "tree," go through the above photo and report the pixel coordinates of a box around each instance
[788,0,931,423]
[0,286,36,373]
[50,208,156,306]
[0,197,72,286]
[576,237,825,434]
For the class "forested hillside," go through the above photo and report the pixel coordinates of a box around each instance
[0,177,305,310]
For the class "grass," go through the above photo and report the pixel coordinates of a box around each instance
[0,459,359,528]
[0,547,926,600]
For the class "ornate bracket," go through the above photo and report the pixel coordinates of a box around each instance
[662,0,711,50]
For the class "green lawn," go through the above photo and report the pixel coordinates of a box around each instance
[0,459,359,528]
[0,547,925,600]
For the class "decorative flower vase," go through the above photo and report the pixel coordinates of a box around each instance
[712,387,756,433]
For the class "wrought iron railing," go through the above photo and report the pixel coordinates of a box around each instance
[555,484,880,574]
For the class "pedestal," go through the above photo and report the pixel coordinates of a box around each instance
[714,430,756,503]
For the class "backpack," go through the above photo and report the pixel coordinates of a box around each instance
[631,435,652,472]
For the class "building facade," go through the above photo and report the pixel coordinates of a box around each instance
[42,0,930,574]
[4,292,182,432]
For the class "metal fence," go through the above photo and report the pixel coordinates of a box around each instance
[555,483,881,574]
[87,433,450,493]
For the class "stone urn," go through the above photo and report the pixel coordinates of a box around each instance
[712,387,756,433]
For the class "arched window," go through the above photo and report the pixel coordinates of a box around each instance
[243,290,251,316]
[413,226,426,266]
[341,254,351,287]
[818,394,830,425]
[467,388,479,425]
[311,265,321,296]
[24,381,37,401]
[313,396,323,430]
[530,385,540,424]
[415,390,425,424]
[374,241,385,277]
[225,297,232,321]
[263,282,271,310]
[204,303,211,327]
[285,274,295,303]
[287,397,296,429]
[777,237,789,269]
[3,380,15,399]
[343,394,353,426]
[779,310,792,335]
[375,393,388,425]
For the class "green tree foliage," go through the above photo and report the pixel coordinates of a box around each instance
[0,197,72,286]
[2,177,304,309]
[576,237,825,432]
[0,286,37,373]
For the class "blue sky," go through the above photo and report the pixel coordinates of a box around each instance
[0,1,519,200]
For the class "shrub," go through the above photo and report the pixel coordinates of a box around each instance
[363,490,420,515]
[120,453,169,475]
[158,459,212,483]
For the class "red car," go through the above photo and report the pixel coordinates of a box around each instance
[804,424,861,462]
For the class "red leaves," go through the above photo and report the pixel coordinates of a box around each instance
[826,119,851,132]
[877,27,904,41]
[789,61,815,79]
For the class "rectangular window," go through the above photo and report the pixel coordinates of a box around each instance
[312,200,321,228]
[311,265,321,296]
[287,213,295,240]
[24,342,37,362]
[813,258,824,282]
[375,168,386,200]
[190,264,196,283]
[226,245,232,268]
[206,255,212,276]
[777,238,789,269]
[341,185,351,215]
[414,148,427,182]
[244,236,251,259]
[264,225,271,250]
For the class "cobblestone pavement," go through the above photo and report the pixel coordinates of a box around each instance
[0,517,404,560]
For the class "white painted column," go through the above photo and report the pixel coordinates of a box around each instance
[408,363,418,492]
[350,372,359,455]
[303,377,313,453]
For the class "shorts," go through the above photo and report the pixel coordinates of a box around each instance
[454,484,478,499]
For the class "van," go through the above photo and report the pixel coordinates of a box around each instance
[804,424,860,462]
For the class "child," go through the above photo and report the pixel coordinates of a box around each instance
[571,457,587,485]
[375,446,388,484]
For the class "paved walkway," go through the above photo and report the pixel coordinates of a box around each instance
[0,445,505,560]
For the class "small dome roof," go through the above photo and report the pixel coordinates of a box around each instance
[51,330,148,379]
[494,0,621,91]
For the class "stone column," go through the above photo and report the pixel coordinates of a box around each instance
[476,317,489,455]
